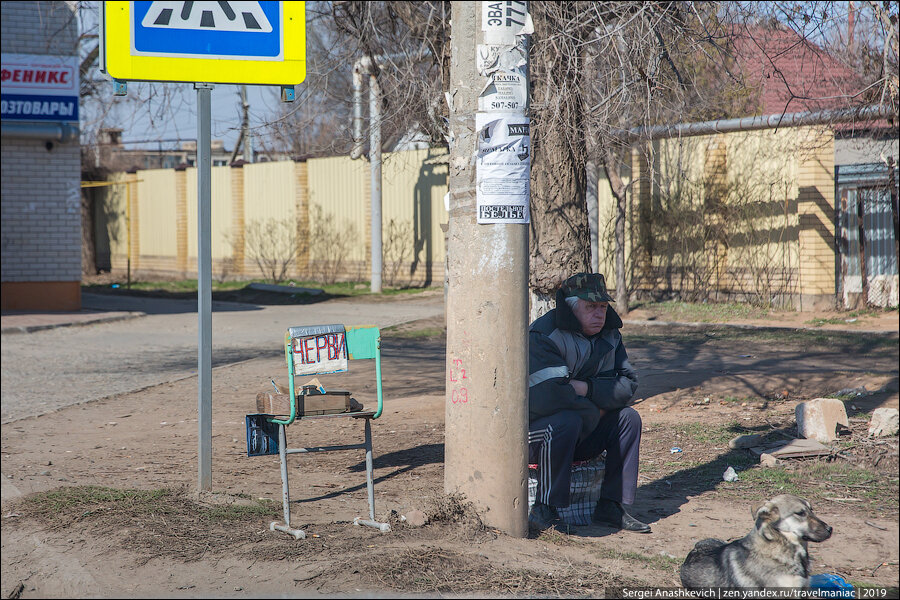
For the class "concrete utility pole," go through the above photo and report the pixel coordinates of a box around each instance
[444,1,531,537]
[351,56,384,293]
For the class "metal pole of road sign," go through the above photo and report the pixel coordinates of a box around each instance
[196,82,214,492]
[100,1,308,497]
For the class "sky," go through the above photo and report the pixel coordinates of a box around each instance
[79,1,297,153]
[99,81,286,151]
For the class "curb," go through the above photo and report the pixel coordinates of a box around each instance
[623,319,899,337]
[247,282,324,295]
[1,311,146,335]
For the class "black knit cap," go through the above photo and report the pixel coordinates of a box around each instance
[560,273,614,302]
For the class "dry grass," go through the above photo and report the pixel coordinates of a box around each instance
[359,546,635,596]
[12,486,279,564]
[9,485,639,596]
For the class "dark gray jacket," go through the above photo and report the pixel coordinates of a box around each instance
[528,290,638,441]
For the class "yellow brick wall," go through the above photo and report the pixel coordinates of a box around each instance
[230,163,245,276]
[295,161,309,276]
[796,129,836,302]
[607,127,834,307]
[175,167,188,275]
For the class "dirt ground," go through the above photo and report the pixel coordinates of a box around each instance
[1,308,898,598]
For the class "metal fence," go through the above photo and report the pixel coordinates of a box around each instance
[836,162,899,308]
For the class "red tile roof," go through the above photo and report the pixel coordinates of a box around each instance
[731,25,864,116]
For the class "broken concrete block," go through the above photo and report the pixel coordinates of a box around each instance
[729,434,762,449]
[868,408,899,438]
[402,509,428,527]
[795,398,849,443]
[759,453,780,468]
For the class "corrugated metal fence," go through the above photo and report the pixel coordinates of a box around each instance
[837,163,899,308]
[93,148,449,286]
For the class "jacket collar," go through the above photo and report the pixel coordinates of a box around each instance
[554,287,623,335]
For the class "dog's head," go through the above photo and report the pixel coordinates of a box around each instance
[751,494,832,544]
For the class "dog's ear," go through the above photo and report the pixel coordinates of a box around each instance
[754,502,781,541]
[754,502,780,524]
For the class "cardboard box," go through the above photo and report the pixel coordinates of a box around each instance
[256,390,353,416]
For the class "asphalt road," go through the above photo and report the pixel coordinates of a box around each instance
[0,292,444,424]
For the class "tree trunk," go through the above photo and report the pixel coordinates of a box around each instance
[81,185,97,276]
[528,3,591,318]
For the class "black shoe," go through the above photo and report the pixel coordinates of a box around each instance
[593,499,651,533]
[528,502,562,530]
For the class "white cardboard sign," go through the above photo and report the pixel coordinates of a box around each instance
[291,331,348,375]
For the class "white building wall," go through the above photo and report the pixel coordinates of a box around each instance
[1,2,82,291]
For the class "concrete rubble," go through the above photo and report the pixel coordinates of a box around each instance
[795,398,850,443]
[868,408,899,438]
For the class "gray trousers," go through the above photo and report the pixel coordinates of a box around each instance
[529,407,642,508]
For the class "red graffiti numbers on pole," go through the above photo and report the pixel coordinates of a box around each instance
[450,358,469,405]
[449,358,467,382]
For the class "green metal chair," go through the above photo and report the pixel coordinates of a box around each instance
[268,324,389,539]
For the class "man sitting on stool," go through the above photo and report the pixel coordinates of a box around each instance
[528,272,650,533]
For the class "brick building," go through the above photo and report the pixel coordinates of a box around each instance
[1,1,82,310]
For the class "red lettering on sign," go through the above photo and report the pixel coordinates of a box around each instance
[294,333,348,365]
[1,68,71,86]
[316,335,328,362]
[303,337,316,364]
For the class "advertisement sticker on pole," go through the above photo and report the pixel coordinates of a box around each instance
[475,112,531,224]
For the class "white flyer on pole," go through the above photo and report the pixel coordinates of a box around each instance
[481,1,530,44]
[476,112,531,224]
[477,44,528,112]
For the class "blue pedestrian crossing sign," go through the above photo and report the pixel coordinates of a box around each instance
[101,1,305,85]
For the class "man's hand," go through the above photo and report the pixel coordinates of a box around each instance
[569,379,589,397]
[570,380,606,417]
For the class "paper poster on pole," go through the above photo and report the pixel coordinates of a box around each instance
[481,1,531,45]
[477,44,527,112]
[476,113,531,224]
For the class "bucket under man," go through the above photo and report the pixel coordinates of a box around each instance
[528,272,650,532]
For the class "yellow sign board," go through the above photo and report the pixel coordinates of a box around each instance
[101,1,305,85]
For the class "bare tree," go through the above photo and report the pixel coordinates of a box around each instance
[79,1,897,305]
[76,1,203,168]
[260,1,450,158]
[239,218,301,284]
[305,2,772,312]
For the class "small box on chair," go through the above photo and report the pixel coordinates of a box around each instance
[256,390,352,417]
